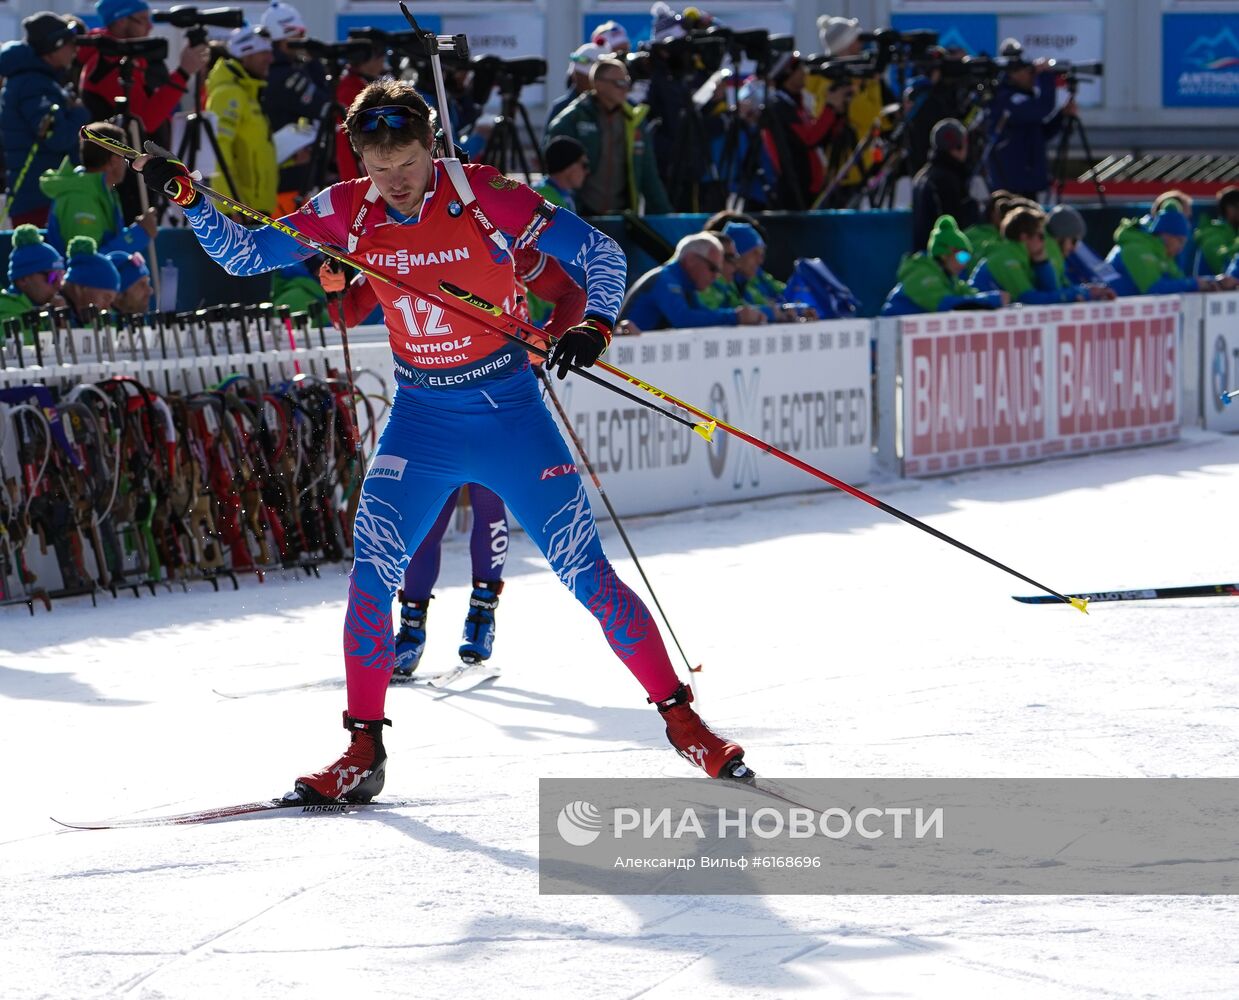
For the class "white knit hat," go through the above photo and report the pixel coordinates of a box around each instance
[260,1,306,41]
[818,16,861,56]
[227,25,273,58]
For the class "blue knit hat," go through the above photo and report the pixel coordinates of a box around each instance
[95,0,149,26]
[65,236,120,292]
[1149,208,1190,238]
[722,221,764,256]
[8,224,64,282]
[106,250,149,292]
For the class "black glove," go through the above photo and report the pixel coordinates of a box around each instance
[545,316,611,380]
[137,141,200,208]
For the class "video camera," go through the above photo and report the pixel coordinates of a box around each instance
[806,53,879,83]
[1044,59,1104,80]
[469,55,547,102]
[152,6,244,46]
[640,30,726,77]
[76,34,169,61]
[288,37,378,66]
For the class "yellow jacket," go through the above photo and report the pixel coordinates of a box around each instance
[805,74,890,186]
[205,58,277,215]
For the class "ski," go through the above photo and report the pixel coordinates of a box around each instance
[718,765,822,813]
[52,796,423,830]
[388,662,501,688]
[1013,582,1239,605]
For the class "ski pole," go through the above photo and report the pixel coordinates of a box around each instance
[322,263,362,452]
[78,126,710,440]
[82,126,1083,612]
[1221,388,1239,406]
[446,284,1087,614]
[537,365,703,680]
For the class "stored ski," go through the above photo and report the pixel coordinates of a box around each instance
[1013,582,1239,605]
[52,796,421,830]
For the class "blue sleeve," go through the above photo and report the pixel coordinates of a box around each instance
[941,290,1004,311]
[1004,77,1058,125]
[183,196,314,275]
[1145,274,1200,295]
[1031,258,1058,292]
[1017,287,1070,305]
[650,271,738,329]
[1228,256,1239,279]
[523,206,626,325]
[969,262,1000,292]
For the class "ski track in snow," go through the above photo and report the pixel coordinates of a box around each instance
[5,429,1239,997]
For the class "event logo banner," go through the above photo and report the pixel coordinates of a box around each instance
[540,778,1239,895]
[899,298,1179,477]
[1163,13,1239,108]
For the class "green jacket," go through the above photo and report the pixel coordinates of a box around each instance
[699,277,744,309]
[272,273,326,322]
[1194,217,1239,275]
[38,159,148,255]
[978,240,1037,298]
[1113,216,1184,292]
[962,222,999,275]
[206,57,277,214]
[0,287,36,326]
[547,94,672,215]
[892,252,979,312]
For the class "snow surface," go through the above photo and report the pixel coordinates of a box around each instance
[5,430,1239,999]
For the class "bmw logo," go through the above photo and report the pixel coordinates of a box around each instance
[447,200,463,217]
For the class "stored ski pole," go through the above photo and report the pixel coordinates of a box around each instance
[323,262,362,452]
[538,366,702,680]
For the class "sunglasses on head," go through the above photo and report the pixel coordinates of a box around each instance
[46,269,64,285]
[357,105,424,132]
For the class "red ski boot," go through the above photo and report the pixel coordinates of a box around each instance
[653,683,747,778]
[293,713,390,804]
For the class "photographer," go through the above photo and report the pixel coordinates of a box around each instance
[0,13,91,227]
[79,0,208,138]
[910,119,979,251]
[811,17,895,193]
[261,3,330,134]
[547,57,671,216]
[903,50,971,174]
[766,52,848,210]
[985,39,1073,200]
[205,26,276,215]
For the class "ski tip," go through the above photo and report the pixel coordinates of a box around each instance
[694,419,717,443]
[1070,596,1089,615]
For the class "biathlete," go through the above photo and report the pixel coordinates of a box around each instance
[134,78,749,800]
[320,248,587,677]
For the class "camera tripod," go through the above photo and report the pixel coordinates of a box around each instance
[1051,77,1105,205]
[479,86,544,180]
[175,30,238,206]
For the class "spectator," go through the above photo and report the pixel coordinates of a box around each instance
[535,136,588,213]
[0,224,64,322]
[620,232,765,330]
[726,221,793,321]
[547,43,608,130]
[61,235,120,319]
[812,17,895,194]
[261,1,330,207]
[80,0,208,138]
[0,13,91,227]
[984,39,1072,199]
[334,39,387,182]
[964,189,1034,276]
[1044,204,1118,288]
[911,118,979,251]
[39,123,157,255]
[591,21,631,58]
[973,206,1113,304]
[1106,204,1237,296]
[106,249,152,314]
[1194,186,1239,276]
[881,215,1008,316]
[697,231,744,310]
[547,56,671,216]
[206,26,277,215]
[765,52,849,210]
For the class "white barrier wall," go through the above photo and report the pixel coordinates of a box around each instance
[546,321,873,517]
[1199,292,1239,433]
[894,297,1181,477]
